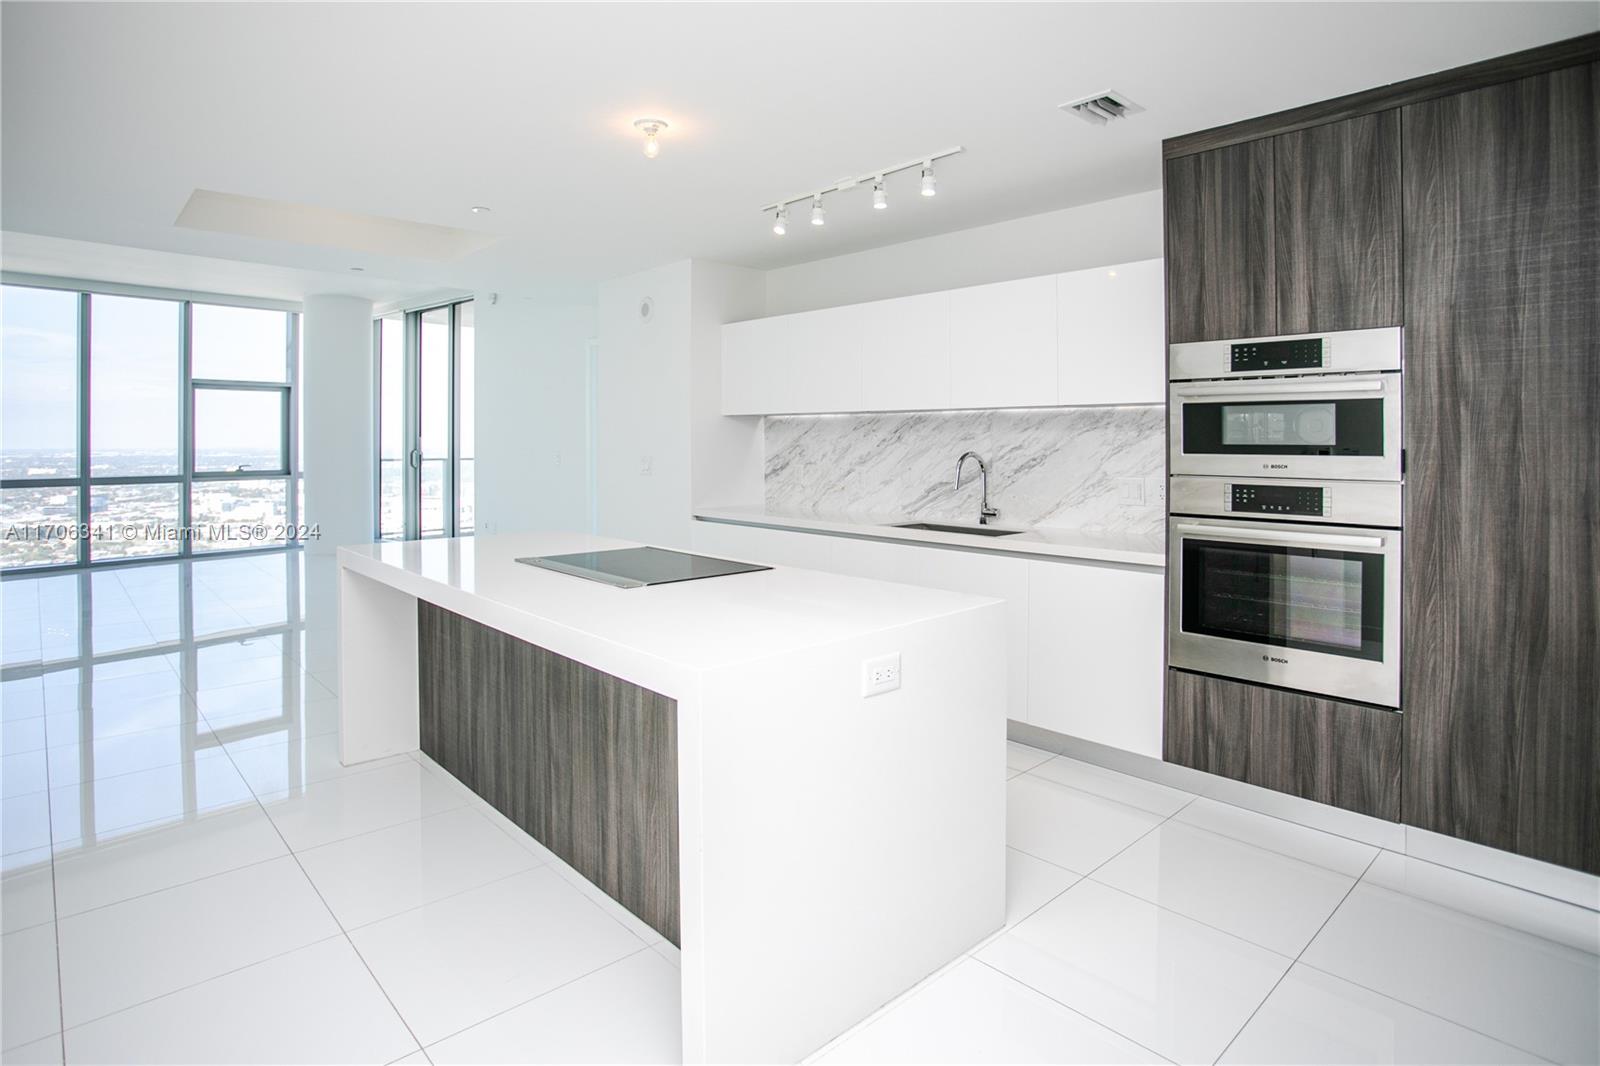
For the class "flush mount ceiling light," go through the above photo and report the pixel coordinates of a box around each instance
[633,118,669,158]
[470,205,491,215]
[1059,90,1145,126]
[760,146,963,237]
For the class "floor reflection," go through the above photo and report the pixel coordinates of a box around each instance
[2,550,343,856]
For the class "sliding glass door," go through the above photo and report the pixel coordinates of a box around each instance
[375,299,473,540]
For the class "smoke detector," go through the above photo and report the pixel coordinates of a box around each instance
[1059,90,1145,126]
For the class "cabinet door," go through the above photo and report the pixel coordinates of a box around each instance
[949,276,1058,408]
[1164,140,1276,344]
[777,306,862,413]
[858,292,952,411]
[721,319,777,415]
[1027,560,1164,758]
[1400,64,1600,874]
[1056,258,1165,405]
[1275,111,1403,333]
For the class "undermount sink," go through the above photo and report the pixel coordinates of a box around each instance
[892,522,1023,538]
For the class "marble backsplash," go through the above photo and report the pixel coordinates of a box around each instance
[764,406,1166,535]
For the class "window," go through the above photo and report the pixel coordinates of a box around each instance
[373,299,474,540]
[0,283,299,572]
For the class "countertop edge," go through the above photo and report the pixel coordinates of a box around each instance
[693,510,1167,569]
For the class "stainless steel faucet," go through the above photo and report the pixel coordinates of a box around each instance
[955,451,1000,525]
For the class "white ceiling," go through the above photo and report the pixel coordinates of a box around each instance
[3,2,1595,303]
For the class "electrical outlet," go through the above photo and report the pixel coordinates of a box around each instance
[1116,477,1145,505]
[1145,475,1167,506]
[862,653,901,697]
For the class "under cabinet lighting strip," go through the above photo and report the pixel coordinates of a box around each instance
[760,146,965,213]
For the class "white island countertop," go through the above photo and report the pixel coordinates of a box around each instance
[336,531,1007,1063]
[695,505,1166,568]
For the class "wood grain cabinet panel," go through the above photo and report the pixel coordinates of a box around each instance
[1164,670,1402,820]
[1274,111,1403,333]
[418,602,682,941]
[1399,63,1600,874]
[1163,139,1277,344]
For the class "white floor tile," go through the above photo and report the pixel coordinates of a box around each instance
[1,848,55,933]
[0,1033,61,1065]
[1030,756,1195,817]
[426,949,678,1064]
[977,878,1290,1065]
[387,1054,430,1066]
[1175,796,1379,878]
[1302,854,1599,1065]
[1,923,59,1051]
[224,733,408,796]
[204,697,340,745]
[1093,819,1360,955]
[817,957,1162,1065]
[349,867,644,1045]
[51,803,287,917]
[1220,963,1545,1064]
[42,693,201,749]
[1004,742,1053,774]
[60,936,417,1065]
[258,760,468,852]
[1006,774,1164,874]
[1,752,47,800]
[298,806,540,929]
[2,791,51,856]
[1004,847,1079,929]
[193,676,335,722]
[44,724,223,789]
[56,854,339,1026]
[47,755,254,844]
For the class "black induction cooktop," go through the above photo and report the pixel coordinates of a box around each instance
[516,547,771,589]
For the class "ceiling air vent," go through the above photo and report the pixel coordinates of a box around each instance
[1059,90,1145,126]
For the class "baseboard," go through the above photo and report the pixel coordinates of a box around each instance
[1008,719,1599,912]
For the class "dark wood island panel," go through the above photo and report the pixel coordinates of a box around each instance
[418,601,681,943]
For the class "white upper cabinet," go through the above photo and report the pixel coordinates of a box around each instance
[949,275,1058,409]
[721,260,1161,415]
[1056,258,1165,406]
[858,291,952,411]
[722,306,862,415]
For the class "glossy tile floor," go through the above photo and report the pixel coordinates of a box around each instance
[2,551,1596,1065]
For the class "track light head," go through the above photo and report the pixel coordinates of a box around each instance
[872,179,888,210]
[810,195,826,226]
[772,207,788,236]
[920,163,937,198]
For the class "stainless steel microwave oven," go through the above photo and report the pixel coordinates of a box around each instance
[1167,515,1402,708]
[1168,371,1403,481]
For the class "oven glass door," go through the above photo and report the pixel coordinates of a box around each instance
[1180,537,1384,661]
[1169,374,1401,479]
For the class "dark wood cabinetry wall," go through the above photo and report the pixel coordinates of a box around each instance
[1162,35,1600,873]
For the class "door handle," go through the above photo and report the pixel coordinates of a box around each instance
[1172,376,1387,399]
[408,448,422,470]
[1174,523,1385,550]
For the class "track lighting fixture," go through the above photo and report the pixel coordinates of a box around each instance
[760,147,962,237]
[633,118,668,159]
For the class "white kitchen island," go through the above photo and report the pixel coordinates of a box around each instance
[337,532,1005,1064]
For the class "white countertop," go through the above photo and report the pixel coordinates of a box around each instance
[337,532,1000,674]
[694,506,1166,568]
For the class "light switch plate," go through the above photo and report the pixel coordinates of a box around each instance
[1117,477,1145,505]
[862,653,901,697]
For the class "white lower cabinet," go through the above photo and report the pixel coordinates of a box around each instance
[694,521,1166,758]
[1025,558,1165,759]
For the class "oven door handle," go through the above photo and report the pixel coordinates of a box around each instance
[1174,523,1386,549]
[1172,376,1386,399]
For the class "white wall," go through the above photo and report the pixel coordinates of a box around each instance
[473,296,596,535]
[596,261,694,547]
[689,260,766,511]
[762,189,1162,315]
[300,293,374,554]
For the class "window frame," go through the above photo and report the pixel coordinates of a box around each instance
[0,277,301,573]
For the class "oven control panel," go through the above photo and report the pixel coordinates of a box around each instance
[1226,483,1329,517]
[1230,338,1325,373]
